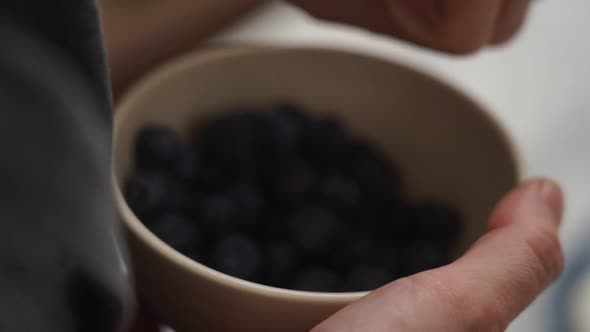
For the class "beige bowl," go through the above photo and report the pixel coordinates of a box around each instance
[113,46,520,331]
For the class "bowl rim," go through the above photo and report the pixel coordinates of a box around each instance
[113,45,523,303]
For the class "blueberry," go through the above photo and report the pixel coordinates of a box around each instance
[288,206,338,254]
[369,242,403,278]
[195,163,233,190]
[330,230,393,272]
[263,242,298,287]
[135,126,184,170]
[301,117,350,165]
[230,182,264,228]
[211,234,261,281]
[124,171,173,219]
[319,175,360,211]
[179,190,204,218]
[348,141,400,199]
[173,143,199,180]
[261,102,311,152]
[271,102,311,127]
[148,214,201,257]
[346,232,374,261]
[269,160,316,204]
[258,209,290,242]
[198,194,236,238]
[403,243,451,275]
[411,201,463,246]
[345,265,391,292]
[376,205,415,242]
[293,267,341,292]
[197,111,261,177]
[326,229,367,272]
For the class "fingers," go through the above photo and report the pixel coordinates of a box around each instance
[492,0,532,44]
[288,0,393,33]
[384,0,531,52]
[312,179,564,332]
[384,0,503,53]
[289,0,533,54]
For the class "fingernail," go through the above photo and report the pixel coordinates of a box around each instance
[536,179,564,224]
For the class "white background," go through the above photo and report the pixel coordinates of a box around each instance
[206,1,590,330]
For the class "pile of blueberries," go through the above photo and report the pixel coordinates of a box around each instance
[124,103,463,292]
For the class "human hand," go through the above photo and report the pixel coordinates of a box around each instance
[313,179,563,331]
[289,0,532,54]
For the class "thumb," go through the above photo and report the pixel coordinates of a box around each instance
[312,178,564,332]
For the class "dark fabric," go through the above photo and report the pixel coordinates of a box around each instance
[1,0,112,121]
[0,2,131,331]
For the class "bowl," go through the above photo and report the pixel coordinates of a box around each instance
[113,46,520,331]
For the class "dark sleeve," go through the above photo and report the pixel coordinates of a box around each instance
[0,2,133,332]
[2,0,112,120]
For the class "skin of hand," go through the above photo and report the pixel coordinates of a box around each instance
[312,179,563,332]
[289,0,532,54]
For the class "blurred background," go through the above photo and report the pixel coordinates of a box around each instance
[101,1,590,331]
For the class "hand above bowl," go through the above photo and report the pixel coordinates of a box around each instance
[290,0,532,54]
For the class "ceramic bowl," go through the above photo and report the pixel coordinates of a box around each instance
[113,46,520,331]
